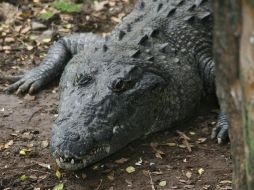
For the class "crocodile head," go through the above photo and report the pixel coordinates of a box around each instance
[50,47,202,170]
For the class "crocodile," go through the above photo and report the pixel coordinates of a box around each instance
[6,0,229,170]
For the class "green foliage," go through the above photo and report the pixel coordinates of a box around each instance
[39,12,55,21]
[53,0,82,13]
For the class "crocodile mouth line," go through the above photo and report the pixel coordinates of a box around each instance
[54,143,111,170]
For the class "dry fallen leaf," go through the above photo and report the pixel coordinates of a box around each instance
[115,157,129,164]
[189,131,196,135]
[184,185,195,189]
[55,170,61,179]
[3,46,11,50]
[31,21,47,30]
[166,142,177,147]
[93,1,108,11]
[125,179,133,186]
[186,171,192,179]
[150,142,165,159]
[5,37,15,42]
[135,157,143,166]
[0,2,21,24]
[38,174,48,180]
[179,179,188,183]
[155,152,163,159]
[21,132,33,140]
[4,140,13,149]
[29,175,37,180]
[53,183,64,190]
[198,168,205,175]
[107,173,114,181]
[19,175,28,181]
[111,16,121,23]
[178,144,187,149]
[126,166,135,173]
[196,138,207,144]
[19,148,29,156]
[37,162,51,169]
[20,26,31,34]
[158,180,167,187]
[26,45,34,51]
[177,130,191,141]
[219,180,232,184]
[42,38,51,43]
[24,94,36,101]
[152,171,163,175]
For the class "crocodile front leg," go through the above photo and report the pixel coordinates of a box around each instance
[197,47,230,144]
[5,33,104,94]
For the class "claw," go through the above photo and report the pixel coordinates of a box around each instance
[5,80,24,93]
[211,125,219,139]
[29,80,44,94]
[16,88,22,95]
[211,112,229,144]
[0,75,24,83]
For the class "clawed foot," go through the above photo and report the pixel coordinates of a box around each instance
[3,69,46,95]
[211,112,229,144]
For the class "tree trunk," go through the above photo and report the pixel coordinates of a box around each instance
[214,0,254,189]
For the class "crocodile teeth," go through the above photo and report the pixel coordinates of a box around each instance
[71,159,75,164]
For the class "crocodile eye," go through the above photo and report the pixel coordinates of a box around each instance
[112,79,129,92]
[75,74,93,87]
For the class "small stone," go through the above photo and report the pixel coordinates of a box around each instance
[32,22,47,30]
[41,140,49,148]
[24,94,36,101]
[186,171,192,179]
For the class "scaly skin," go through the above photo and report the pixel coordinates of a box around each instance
[6,33,104,94]
[6,0,229,170]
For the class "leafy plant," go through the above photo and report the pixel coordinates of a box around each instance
[39,11,55,21]
[53,0,82,13]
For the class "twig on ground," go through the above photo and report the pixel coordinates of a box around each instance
[148,171,156,190]
[30,169,51,174]
[177,130,192,152]
[96,179,103,190]
[28,108,42,123]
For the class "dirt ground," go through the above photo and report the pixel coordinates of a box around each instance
[0,0,232,190]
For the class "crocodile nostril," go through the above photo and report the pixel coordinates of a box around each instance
[65,132,80,141]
